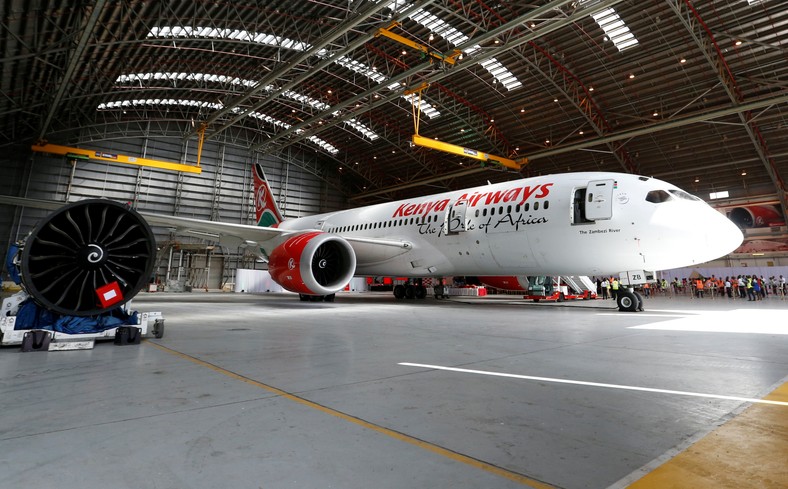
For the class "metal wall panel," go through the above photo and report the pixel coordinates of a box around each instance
[0,136,348,289]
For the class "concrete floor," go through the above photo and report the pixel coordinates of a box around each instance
[1,291,787,488]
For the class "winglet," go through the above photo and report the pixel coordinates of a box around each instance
[253,163,284,227]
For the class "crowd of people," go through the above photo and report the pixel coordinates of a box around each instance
[593,275,787,301]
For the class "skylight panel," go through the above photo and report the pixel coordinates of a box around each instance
[346,119,379,140]
[589,7,639,52]
[240,110,338,154]
[147,25,441,118]
[97,99,224,110]
[382,2,522,90]
[112,72,380,141]
[147,26,311,52]
[333,56,388,84]
[402,94,440,119]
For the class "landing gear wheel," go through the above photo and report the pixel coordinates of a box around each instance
[617,291,638,312]
[415,286,427,299]
[557,293,566,302]
[152,319,165,339]
[393,285,405,299]
[299,294,309,301]
[404,285,416,299]
[633,291,644,311]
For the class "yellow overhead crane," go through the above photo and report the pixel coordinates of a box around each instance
[405,84,527,171]
[373,25,526,170]
[376,22,463,65]
[31,125,206,174]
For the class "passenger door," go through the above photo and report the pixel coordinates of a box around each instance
[444,201,467,234]
[584,179,615,220]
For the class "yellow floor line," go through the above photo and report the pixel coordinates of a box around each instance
[146,341,555,488]
[628,381,788,488]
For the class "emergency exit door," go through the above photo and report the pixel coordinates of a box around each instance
[584,179,615,220]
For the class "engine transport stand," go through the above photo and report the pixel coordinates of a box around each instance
[0,293,164,351]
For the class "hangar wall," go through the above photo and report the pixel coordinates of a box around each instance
[0,136,347,289]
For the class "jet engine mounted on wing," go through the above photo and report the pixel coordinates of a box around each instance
[268,231,357,297]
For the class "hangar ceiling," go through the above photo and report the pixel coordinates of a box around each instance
[1,0,787,216]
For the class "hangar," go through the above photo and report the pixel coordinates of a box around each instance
[1,1,787,487]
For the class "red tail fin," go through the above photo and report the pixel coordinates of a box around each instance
[253,164,284,227]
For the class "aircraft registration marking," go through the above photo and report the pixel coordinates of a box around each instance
[398,363,788,407]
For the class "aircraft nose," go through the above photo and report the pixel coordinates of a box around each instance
[705,208,744,259]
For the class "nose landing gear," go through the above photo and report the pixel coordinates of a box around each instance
[617,289,644,312]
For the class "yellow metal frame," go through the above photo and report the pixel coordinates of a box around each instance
[376,22,462,65]
[412,135,526,170]
[405,84,527,171]
[31,142,203,174]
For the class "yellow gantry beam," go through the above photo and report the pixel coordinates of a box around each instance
[404,83,525,171]
[31,143,202,174]
[376,22,462,65]
[412,134,527,171]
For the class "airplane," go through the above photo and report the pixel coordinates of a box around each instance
[0,165,743,315]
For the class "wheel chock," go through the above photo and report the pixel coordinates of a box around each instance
[21,330,51,352]
[114,326,142,345]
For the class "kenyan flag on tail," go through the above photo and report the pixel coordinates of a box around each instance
[253,163,284,227]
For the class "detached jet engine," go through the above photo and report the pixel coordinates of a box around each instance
[13,199,156,316]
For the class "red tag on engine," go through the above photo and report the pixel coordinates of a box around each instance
[96,281,123,308]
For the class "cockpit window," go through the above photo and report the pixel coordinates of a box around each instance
[645,190,673,203]
[668,189,702,201]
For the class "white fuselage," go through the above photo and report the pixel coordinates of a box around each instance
[276,172,742,277]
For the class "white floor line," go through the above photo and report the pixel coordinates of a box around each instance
[595,313,688,317]
[398,363,788,407]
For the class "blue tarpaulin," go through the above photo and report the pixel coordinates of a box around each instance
[5,244,21,285]
[14,299,139,334]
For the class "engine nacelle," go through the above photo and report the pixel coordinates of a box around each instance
[727,205,784,229]
[268,232,357,296]
[18,199,156,316]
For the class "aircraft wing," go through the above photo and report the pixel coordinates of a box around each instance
[138,212,289,244]
[0,194,289,247]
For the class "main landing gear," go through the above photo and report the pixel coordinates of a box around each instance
[393,280,427,300]
[299,293,336,302]
[616,289,644,312]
